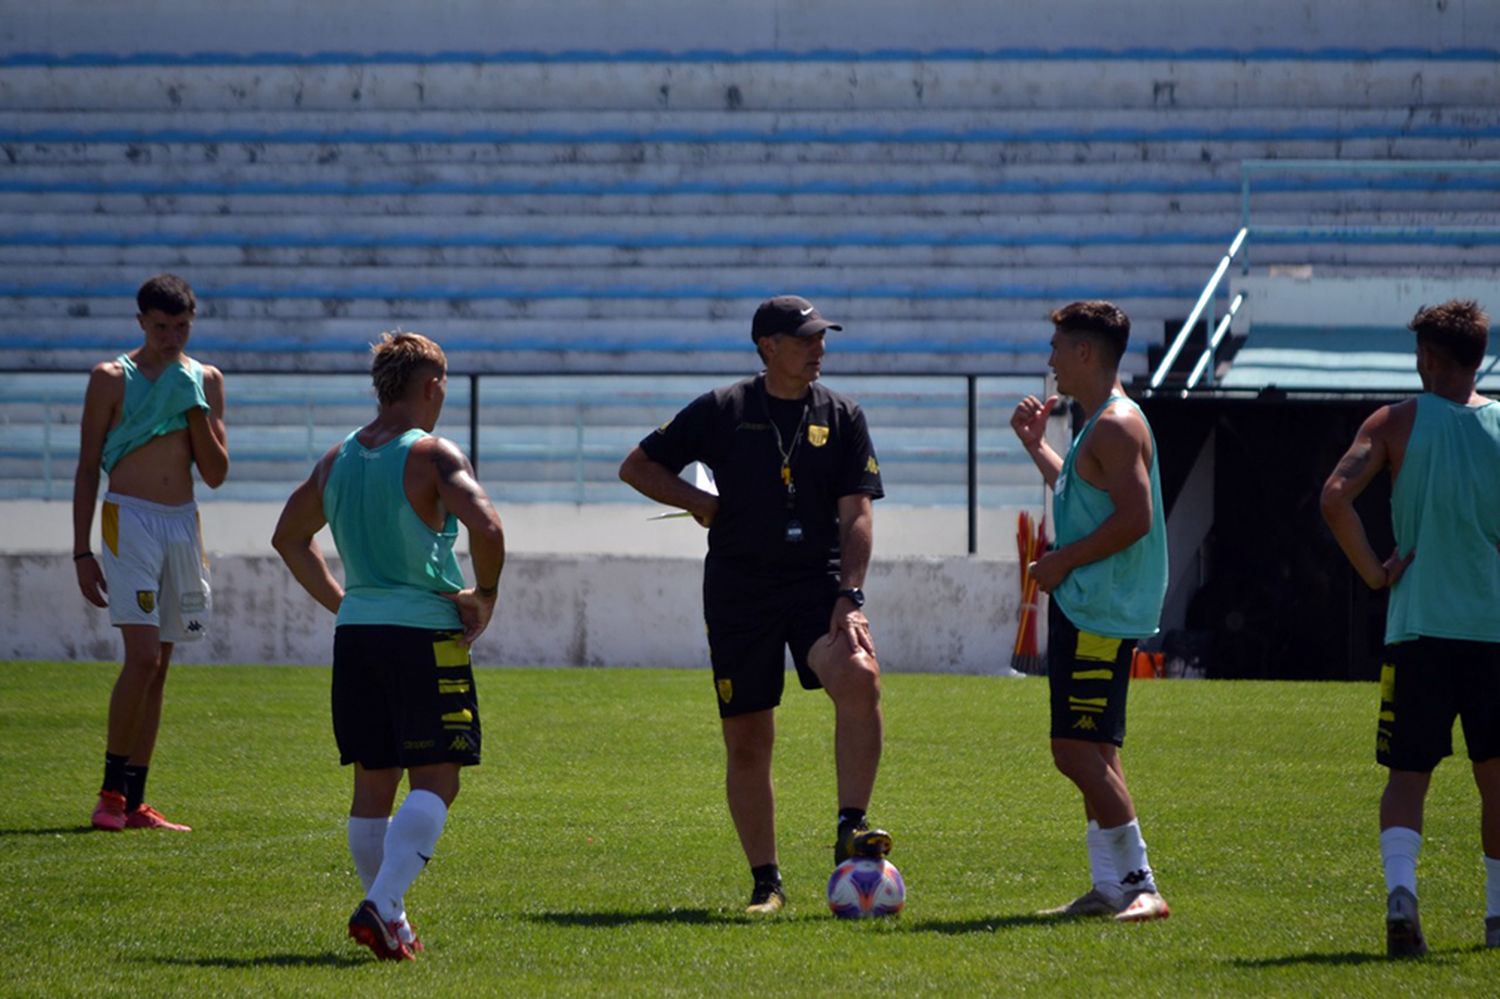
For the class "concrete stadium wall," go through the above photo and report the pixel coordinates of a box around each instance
[2,552,1026,674]
[4,0,1493,53]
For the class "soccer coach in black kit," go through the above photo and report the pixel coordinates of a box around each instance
[619,295,892,914]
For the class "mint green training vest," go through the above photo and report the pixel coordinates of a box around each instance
[101,355,207,473]
[323,427,464,629]
[1051,396,1169,639]
[1386,393,1500,644]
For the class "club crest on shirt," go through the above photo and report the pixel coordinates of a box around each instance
[808,425,829,447]
[136,590,156,613]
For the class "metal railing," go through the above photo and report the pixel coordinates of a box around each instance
[1147,227,1248,394]
[0,367,1049,555]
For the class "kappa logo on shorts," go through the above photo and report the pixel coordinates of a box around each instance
[186,620,204,634]
[808,425,829,447]
[136,591,156,613]
[449,734,473,752]
[717,678,733,704]
[1072,715,1098,732]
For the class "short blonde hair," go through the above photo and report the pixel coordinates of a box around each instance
[370,331,447,406]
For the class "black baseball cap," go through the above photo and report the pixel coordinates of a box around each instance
[751,295,843,343]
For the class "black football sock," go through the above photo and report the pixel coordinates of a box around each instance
[102,752,128,795]
[837,808,866,829]
[123,764,149,812]
[751,863,782,886]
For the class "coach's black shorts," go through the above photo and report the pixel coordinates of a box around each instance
[703,562,839,718]
[332,624,482,769]
[1048,599,1135,746]
[1377,637,1500,771]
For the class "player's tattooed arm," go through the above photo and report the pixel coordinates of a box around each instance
[1321,407,1407,589]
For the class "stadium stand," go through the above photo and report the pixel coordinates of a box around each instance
[2,45,1498,506]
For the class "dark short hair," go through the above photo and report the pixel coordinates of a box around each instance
[370,331,447,406]
[1409,299,1490,370]
[136,273,196,315]
[1050,300,1131,367]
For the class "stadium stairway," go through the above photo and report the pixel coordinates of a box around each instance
[4,49,1499,376]
[2,48,1498,504]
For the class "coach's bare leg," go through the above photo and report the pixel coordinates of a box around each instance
[106,625,167,758]
[723,710,777,867]
[809,635,883,811]
[1053,739,1136,829]
[1381,770,1432,833]
[1473,758,1500,857]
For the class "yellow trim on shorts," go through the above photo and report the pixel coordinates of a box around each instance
[1076,632,1123,663]
[1379,662,1395,703]
[432,637,470,668]
[440,708,473,724]
[1071,668,1114,681]
[1069,696,1109,709]
[102,501,120,555]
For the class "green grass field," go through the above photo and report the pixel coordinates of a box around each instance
[2,661,1493,996]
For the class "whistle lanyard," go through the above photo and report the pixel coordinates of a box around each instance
[763,392,810,505]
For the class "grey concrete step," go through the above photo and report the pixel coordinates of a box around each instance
[3,59,1494,113]
[6,103,1493,135]
[5,187,1494,219]
[3,240,1491,270]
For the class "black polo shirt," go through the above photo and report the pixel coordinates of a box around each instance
[639,374,884,575]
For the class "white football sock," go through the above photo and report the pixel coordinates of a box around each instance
[1380,826,1421,896]
[1484,854,1500,919]
[347,816,389,894]
[369,790,449,924]
[1086,821,1122,901]
[1102,818,1156,894]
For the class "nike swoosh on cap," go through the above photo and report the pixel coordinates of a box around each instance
[799,307,814,316]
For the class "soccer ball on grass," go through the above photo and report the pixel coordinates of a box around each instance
[827,858,905,918]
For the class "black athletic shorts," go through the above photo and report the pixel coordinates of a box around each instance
[332,624,482,769]
[1047,599,1135,746]
[1377,637,1500,771]
[703,563,838,718]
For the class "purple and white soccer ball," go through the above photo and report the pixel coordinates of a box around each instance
[827,858,905,918]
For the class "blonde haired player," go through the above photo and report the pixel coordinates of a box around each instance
[273,331,505,961]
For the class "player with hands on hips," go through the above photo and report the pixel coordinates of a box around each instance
[272,331,505,961]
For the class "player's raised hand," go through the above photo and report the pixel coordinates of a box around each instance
[75,554,109,607]
[1011,395,1059,448]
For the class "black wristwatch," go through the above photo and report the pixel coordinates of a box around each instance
[836,587,866,609]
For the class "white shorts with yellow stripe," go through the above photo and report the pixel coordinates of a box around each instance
[99,492,212,643]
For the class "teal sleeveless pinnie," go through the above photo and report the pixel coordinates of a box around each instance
[323,428,464,629]
[1386,394,1500,644]
[102,355,207,473]
[1051,396,1169,639]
